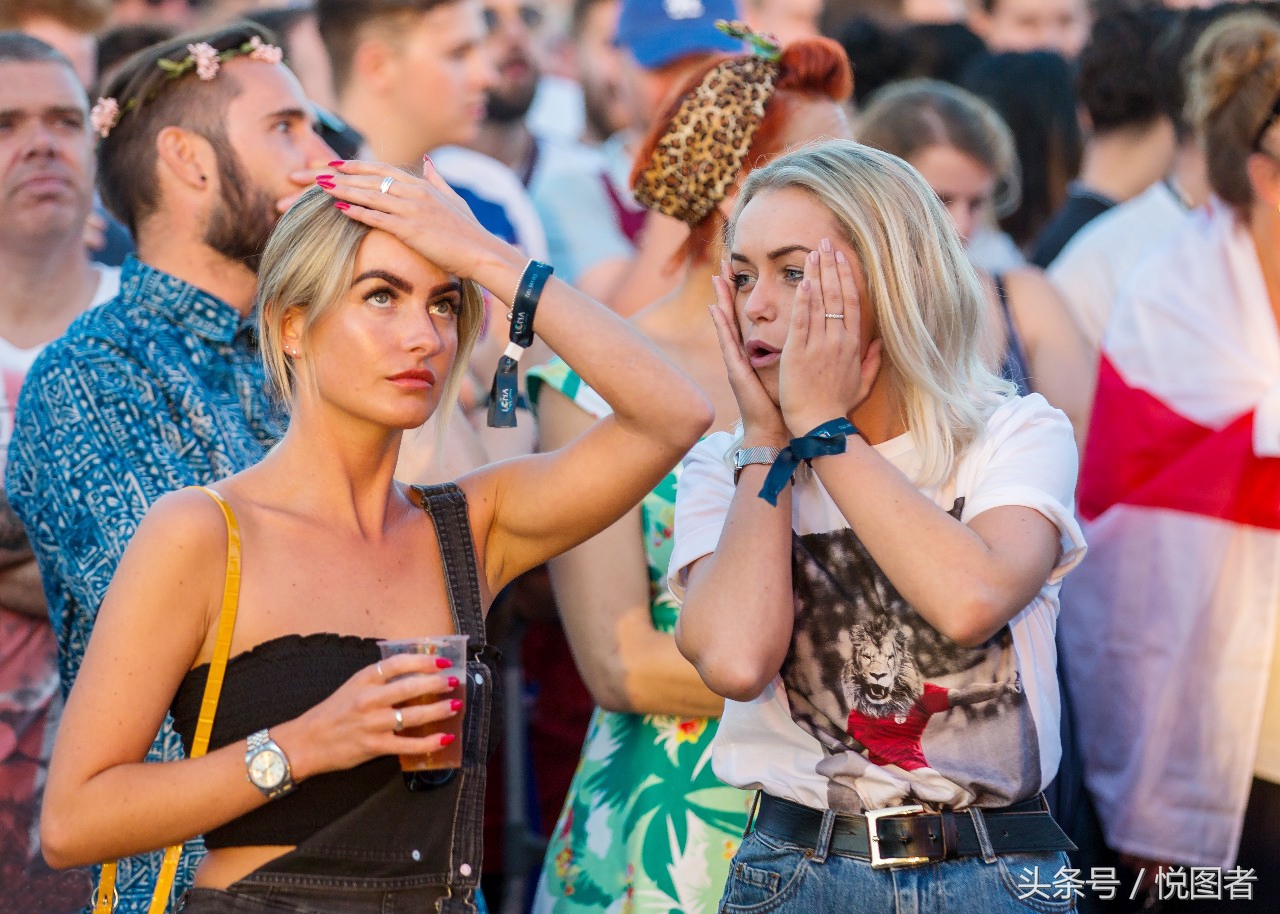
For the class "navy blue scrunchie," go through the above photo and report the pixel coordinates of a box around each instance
[758,418,860,506]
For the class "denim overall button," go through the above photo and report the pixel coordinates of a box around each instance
[411,850,421,861]
[474,673,484,685]
[460,864,473,877]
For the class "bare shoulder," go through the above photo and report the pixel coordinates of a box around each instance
[101,487,230,661]
[127,486,235,569]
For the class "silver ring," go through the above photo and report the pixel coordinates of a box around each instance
[824,313,845,319]
[393,708,404,733]
[379,176,395,194]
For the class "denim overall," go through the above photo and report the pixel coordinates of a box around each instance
[178,484,497,914]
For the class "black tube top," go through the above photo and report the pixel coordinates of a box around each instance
[170,633,399,850]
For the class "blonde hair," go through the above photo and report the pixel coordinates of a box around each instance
[1186,10,1280,214]
[255,185,484,421]
[727,139,1013,486]
[856,78,1021,219]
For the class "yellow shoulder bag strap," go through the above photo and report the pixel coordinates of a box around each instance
[93,486,243,914]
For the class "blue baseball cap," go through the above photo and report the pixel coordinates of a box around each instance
[616,0,745,70]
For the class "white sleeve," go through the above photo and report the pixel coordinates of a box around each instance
[1252,380,1280,457]
[958,395,1087,583]
[668,432,737,602]
[1047,238,1112,352]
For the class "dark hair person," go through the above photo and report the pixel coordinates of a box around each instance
[37,160,713,913]
[670,139,1083,911]
[529,34,852,914]
[961,50,1083,251]
[1061,10,1280,910]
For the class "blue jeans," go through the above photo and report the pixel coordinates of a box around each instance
[719,823,1078,914]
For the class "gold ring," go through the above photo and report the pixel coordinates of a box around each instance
[379,176,395,194]
[393,708,404,732]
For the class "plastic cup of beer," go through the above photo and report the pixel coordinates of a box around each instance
[377,635,467,771]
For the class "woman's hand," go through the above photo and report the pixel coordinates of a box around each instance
[317,159,521,289]
[778,240,882,436]
[709,262,788,445]
[281,652,461,780]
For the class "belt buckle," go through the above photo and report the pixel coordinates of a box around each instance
[864,804,931,868]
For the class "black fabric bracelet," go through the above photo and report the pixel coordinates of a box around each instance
[488,260,553,427]
[758,417,859,506]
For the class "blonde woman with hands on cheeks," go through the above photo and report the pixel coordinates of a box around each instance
[530,33,854,914]
[38,158,713,914]
[670,141,1085,912]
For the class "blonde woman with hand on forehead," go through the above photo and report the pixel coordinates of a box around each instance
[37,158,712,914]
[671,140,1085,912]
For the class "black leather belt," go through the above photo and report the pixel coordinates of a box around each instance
[753,794,1076,868]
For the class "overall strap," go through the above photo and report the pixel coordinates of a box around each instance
[993,272,1032,397]
[94,486,243,914]
[414,483,486,652]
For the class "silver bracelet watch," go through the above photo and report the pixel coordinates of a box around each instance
[733,446,782,485]
[245,728,296,800]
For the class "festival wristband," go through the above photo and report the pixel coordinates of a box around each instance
[488,260,553,427]
[758,418,859,506]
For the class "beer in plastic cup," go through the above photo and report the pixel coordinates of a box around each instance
[377,635,467,771]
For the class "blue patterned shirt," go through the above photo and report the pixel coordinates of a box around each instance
[5,256,284,913]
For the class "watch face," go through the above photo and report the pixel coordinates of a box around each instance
[248,749,286,789]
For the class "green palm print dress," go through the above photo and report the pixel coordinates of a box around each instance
[528,360,752,914]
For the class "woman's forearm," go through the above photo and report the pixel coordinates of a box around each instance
[809,440,1057,647]
[472,249,712,451]
[581,610,725,718]
[676,461,796,702]
[42,738,266,869]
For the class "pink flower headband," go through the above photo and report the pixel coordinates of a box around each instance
[90,36,284,140]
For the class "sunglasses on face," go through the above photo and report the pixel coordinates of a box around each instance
[482,4,544,34]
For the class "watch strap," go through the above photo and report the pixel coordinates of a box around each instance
[734,446,782,485]
[246,728,295,799]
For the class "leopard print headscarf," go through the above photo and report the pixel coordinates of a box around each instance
[633,55,780,226]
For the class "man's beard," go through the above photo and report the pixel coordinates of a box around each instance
[203,144,277,273]
[485,81,538,124]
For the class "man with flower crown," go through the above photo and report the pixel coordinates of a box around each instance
[5,22,333,914]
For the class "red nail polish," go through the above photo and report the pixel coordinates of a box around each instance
[435,657,452,669]
[423,154,434,167]
[440,733,456,746]
[447,676,460,689]
[450,699,463,711]
[327,160,345,167]
[316,180,335,189]
[334,201,350,210]
[315,173,333,181]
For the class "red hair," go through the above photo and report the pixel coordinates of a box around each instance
[630,37,854,267]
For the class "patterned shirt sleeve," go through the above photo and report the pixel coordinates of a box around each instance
[6,340,206,685]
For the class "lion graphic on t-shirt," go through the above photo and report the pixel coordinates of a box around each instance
[815,617,1018,810]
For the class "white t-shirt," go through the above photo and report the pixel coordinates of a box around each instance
[668,394,1086,814]
[528,136,637,284]
[430,146,550,262]
[0,264,119,474]
[1048,181,1188,351]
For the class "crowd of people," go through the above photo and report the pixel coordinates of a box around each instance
[0,0,1277,912]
